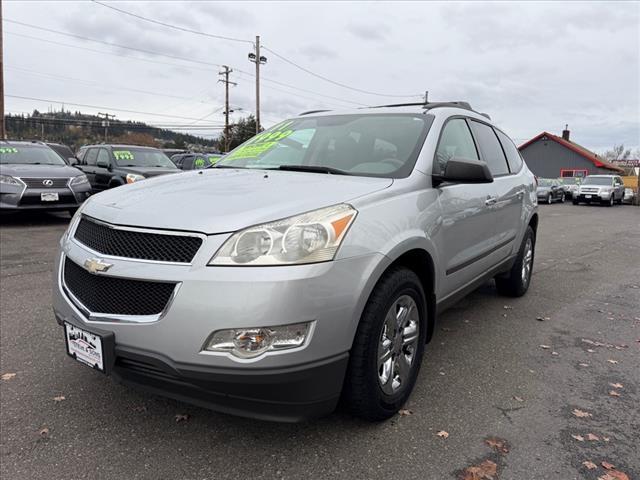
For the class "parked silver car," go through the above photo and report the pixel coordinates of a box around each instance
[573,174,625,206]
[53,102,538,422]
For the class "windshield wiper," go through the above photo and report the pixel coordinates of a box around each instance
[212,164,247,169]
[277,165,351,175]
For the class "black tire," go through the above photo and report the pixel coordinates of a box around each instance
[344,267,428,421]
[573,199,579,205]
[495,226,535,297]
[546,194,552,204]
[560,193,565,203]
[606,195,614,207]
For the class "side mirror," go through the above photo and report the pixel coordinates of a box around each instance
[68,157,78,166]
[96,159,110,169]
[433,157,493,185]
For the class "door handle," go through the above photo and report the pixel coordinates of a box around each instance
[485,196,498,206]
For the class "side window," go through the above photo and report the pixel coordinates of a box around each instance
[496,130,523,173]
[469,121,510,176]
[96,149,110,166]
[182,157,195,170]
[434,118,479,174]
[84,148,98,166]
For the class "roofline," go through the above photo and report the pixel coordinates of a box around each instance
[518,131,624,173]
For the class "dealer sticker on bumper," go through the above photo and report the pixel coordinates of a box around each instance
[64,323,104,372]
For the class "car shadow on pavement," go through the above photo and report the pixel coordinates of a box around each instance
[0,211,71,227]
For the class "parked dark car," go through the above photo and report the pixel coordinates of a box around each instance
[75,144,179,193]
[0,140,91,214]
[172,152,223,170]
[536,178,565,204]
[46,143,78,165]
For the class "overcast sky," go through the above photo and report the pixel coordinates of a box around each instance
[4,0,639,151]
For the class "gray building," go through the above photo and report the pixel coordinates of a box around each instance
[518,127,623,180]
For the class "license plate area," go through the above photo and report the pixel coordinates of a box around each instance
[64,322,105,372]
[584,195,592,199]
[41,192,59,202]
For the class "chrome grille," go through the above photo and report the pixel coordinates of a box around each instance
[20,177,70,188]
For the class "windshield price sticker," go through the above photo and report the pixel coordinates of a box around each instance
[113,150,134,161]
[226,121,296,161]
[0,147,18,154]
[194,157,205,168]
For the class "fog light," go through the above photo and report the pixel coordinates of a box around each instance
[204,322,312,359]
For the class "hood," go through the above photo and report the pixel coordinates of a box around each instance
[120,166,180,177]
[0,163,84,178]
[83,168,392,233]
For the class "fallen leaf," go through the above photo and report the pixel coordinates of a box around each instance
[551,351,559,356]
[513,396,524,402]
[609,383,623,389]
[587,349,596,353]
[599,472,630,480]
[583,460,598,470]
[52,396,66,402]
[609,390,621,397]
[436,430,449,438]
[38,427,49,437]
[582,338,595,345]
[461,459,497,480]
[1,373,16,381]
[607,359,619,364]
[539,345,551,349]
[579,363,590,367]
[398,409,413,416]
[571,434,585,442]
[601,461,615,470]
[485,437,509,453]
[586,433,600,441]
[572,409,593,418]
[503,305,513,310]
[603,436,610,442]
[174,414,190,423]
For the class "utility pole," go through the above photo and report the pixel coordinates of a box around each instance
[218,65,236,152]
[248,35,267,134]
[0,0,6,139]
[97,112,115,143]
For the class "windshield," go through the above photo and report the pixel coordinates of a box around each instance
[583,177,613,186]
[112,148,176,168]
[561,178,580,185]
[216,114,431,178]
[538,179,553,187]
[0,145,67,165]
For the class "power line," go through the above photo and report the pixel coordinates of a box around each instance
[5,20,223,68]
[7,66,212,104]
[91,0,253,45]
[261,46,421,99]
[90,0,418,100]
[5,94,228,122]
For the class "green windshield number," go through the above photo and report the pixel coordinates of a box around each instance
[0,147,18,154]
[113,150,134,161]
[194,157,205,168]
[208,156,221,165]
[226,122,296,161]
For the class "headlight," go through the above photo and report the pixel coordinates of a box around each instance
[209,204,357,266]
[203,322,312,359]
[69,174,89,187]
[0,174,24,187]
[126,173,145,184]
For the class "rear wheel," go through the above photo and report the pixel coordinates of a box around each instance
[606,195,614,207]
[560,193,565,203]
[344,267,427,421]
[495,226,535,297]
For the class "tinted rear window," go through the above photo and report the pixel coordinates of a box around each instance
[495,130,523,173]
[469,121,509,176]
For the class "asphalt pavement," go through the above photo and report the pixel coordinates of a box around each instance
[1,203,639,480]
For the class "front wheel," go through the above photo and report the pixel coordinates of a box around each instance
[606,195,614,207]
[344,267,427,421]
[495,226,535,297]
[546,194,552,204]
[560,193,565,203]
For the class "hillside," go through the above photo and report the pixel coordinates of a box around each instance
[5,110,218,151]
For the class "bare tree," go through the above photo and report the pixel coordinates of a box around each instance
[600,144,631,162]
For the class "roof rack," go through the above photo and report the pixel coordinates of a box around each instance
[366,101,473,111]
[299,109,332,116]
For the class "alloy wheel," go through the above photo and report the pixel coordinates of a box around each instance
[377,295,420,395]
[521,237,533,285]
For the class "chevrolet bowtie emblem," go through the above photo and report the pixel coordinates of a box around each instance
[84,258,113,274]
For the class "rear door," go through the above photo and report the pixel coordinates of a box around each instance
[94,148,113,191]
[81,148,99,190]
[469,120,524,261]
[435,117,503,297]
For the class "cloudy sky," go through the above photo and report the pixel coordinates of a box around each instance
[4,1,639,151]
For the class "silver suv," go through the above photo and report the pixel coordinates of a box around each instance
[53,102,538,422]
[573,174,625,206]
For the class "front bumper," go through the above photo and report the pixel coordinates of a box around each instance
[0,184,91,211]
[53,228,385,421]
